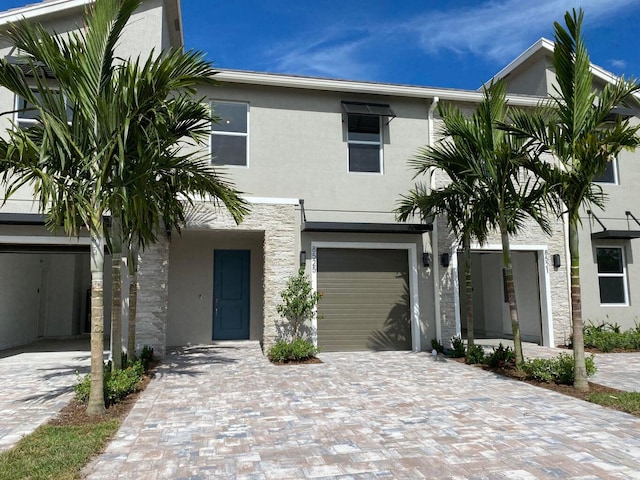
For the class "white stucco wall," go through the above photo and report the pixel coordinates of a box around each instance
[167,230,265,346]
[200,83,431,224]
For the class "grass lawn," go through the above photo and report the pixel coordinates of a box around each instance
[0,362,153,479]
[0,421,119,480]
[586,391,640,416]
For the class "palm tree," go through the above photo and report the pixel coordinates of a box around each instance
[105,49,249,367]
[0,0,142,415]
[400,82,551,364]
[396,167,491,358]
[0,0,248,412]
[509,9,640,391]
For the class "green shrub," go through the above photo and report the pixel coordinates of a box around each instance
[449,335,466,358]
[75,359,145,406]
[484,343,515,368]
[268,339,319,363]
[276,267,322,341]
[466,345,485,364]
[583,322,640,352]
[520,353,596,385]
[431,338,444,353]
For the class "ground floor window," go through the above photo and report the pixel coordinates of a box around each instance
[596,246,628,305]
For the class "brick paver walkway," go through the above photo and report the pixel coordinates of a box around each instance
[0,341,90,452]
[84,342,640,479]
[591,352,640,392]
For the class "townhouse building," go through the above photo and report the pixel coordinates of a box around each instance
[0,0,636,356]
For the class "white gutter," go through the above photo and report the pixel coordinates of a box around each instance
[0,0,92,27]
[428,96,442,343]
[562,211,572,343]
[216,70,543,107]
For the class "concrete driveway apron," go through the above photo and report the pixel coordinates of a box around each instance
[85,342,640,479]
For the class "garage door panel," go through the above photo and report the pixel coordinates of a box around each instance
[317,248,411,352]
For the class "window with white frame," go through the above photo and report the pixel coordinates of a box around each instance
[15,90,72,129]
[210,101,248,167]
[596,246,628,305]
[347,113,382,173]
[593,157,618,184]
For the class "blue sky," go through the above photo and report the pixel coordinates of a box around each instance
[4,0,640,90]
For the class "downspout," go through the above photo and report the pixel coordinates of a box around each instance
[562,210,572,345]
[428,96,441,343]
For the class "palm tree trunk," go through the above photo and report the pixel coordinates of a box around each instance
[87,233,106,416]
[127,243,139,357]
[569,221,589,391]
[501,226,523,364]
[463,234,475,359]
[110,215,123,370]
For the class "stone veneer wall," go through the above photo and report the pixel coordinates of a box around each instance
[136,236,170,357]
[135,200,297,357]
[436,217,459,344]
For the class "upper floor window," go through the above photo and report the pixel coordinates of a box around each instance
[348,114,382,173]
[593,157,618,184]
[210,101,248,167]
[15,90,72,129]
[596,246,628,305]
[342,102,395,174]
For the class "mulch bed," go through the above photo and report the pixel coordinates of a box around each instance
[48,369,155,427]
[271,357,323,365]
[453,357,625,402]
[558,345,639,354]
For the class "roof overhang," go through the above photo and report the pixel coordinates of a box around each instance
[0,0,92,28]
[484,37,640,103]
[591,230,640,240]
[0,243,89,253]
[0,213,47,225]
[0,1,184,48]
[302,222,432,234]
[216,70,544,107]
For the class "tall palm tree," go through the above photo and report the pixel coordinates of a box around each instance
[0,0,142,415]
[105,49,249,368]
[509,9,640,391]
[0,0,248,412]
[396,167,491,357]
[401,82,551,364]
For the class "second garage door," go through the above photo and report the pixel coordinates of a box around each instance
[317,248,411,351]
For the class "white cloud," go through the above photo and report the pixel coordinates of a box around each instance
[610,59,628,69]
[266,31,378,80]
[262,0,637,80]
[405,0,638,62]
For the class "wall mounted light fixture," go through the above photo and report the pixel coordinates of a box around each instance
[422,253,430,267]
[440,252,450,268]
[552,254,561,269]
[299,250,306,266]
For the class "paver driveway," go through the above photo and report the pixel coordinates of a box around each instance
[0,340,90,452]
[85,342,640,480]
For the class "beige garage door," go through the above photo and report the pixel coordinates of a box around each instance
[317,248,411,351]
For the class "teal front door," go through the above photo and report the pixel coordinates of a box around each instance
[213,250,250,340]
